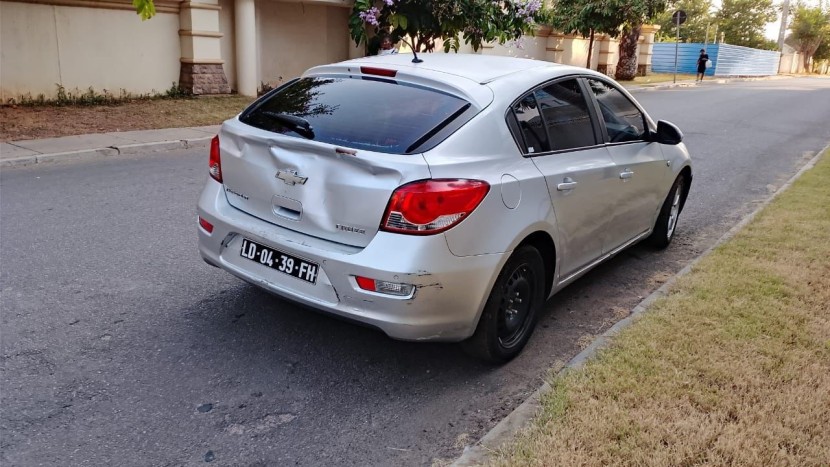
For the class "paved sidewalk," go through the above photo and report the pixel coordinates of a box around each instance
[0,125,220,168]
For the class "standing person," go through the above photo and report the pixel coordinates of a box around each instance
[696,49,709,82]
[378,33,398,55]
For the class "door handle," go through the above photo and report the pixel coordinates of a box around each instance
[556,178,578,191]
[619,169,634,180]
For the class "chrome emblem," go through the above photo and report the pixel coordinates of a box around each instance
[336,224,366,235]
[276,169,308,186]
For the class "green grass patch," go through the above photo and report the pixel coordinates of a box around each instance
[494,149,830,466]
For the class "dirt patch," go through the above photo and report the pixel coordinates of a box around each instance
[0,96,254,142]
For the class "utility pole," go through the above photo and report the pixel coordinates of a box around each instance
[672,10,687,84]
[777,0,791,51]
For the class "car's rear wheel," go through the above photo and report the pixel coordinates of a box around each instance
[462,245,545,364]
[648,175,686,249]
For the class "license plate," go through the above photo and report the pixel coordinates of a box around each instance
[239,237,319,284]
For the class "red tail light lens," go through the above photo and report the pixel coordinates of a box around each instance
[198,216,214,233]
[209,135,222,183]
[381,179,490,235]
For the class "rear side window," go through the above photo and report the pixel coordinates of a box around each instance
[239,77,471,154]
[512,94,549,154]
[585,79,647,143]
[535,80,596,151]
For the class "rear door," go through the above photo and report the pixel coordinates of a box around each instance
[583,78,669,251]
[219,76,474,248]
[512,78,618,278]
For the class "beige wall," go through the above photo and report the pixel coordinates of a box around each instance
[447,33,606,71]
[218,0,237,90]
[549,35,601,69]
[0,1,180,101]
[779,53,801,74]
[480,35,548,61]
[255,1,349,89]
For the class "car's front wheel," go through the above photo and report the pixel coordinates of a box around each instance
[462,245,545,364]
[648,175,686,249]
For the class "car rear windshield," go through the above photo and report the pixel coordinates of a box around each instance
[239,77,471,154]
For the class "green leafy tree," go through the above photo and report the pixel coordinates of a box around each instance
[349,0,550,53]
[716,0,777,49]
[815,37,830,62]
[788,4,830,71]
[655,0,716,43]
[548,0,621,67]
[548,0,667,80]
[133,0,155,20]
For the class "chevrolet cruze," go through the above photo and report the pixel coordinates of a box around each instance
[196,53,692,362]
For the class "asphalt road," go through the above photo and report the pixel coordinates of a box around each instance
[2,77,829,466]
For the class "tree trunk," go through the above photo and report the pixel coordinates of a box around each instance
[587,29,595,69]
[614,24,641,81]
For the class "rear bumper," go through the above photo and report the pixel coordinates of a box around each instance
[196,180,506,342]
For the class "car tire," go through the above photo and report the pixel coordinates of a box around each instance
[462,245,545,364]
[648,175,686,249]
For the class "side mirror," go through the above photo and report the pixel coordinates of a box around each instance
[653,120,684,145]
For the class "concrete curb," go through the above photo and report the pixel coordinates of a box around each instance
[627,74,788,92]
[0,136,213,168]
[451,142,830,466]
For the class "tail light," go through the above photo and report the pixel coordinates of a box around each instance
[209,135,222,183]
[380,179,490,235]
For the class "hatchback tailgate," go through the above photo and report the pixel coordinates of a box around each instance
[217,119,432,248]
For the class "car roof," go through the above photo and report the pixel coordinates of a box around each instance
[331,53,563,84]
[305,53,583,108]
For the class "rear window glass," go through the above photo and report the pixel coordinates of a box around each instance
[239,77,471,154]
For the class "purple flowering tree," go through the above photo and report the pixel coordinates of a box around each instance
[349,0,550,53]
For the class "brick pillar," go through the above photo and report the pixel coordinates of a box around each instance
[596,34,618,77]
[637,25,660,76]
[179,0,231,95]
[234,0,257,97]
[546,32,565,63]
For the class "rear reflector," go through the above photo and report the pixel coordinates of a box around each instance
[198,216,214,233]
[360,66,397,78]
[209,135,222,183]
[355,276,415,297]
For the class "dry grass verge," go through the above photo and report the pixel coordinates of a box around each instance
[495,149,830,466]
[624,73,698,86]
[0,96,254,142]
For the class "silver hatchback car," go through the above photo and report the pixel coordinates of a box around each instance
[197,54,692,362]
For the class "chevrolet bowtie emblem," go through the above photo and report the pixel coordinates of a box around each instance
[275,169,308,186]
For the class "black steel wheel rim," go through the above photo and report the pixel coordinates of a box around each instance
[497,264,534,349]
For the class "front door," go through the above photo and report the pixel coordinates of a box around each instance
[584,78,670,251]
